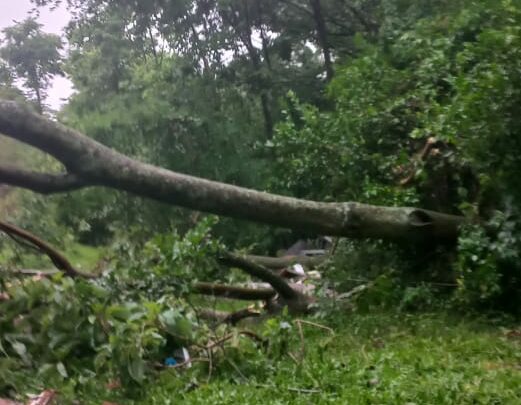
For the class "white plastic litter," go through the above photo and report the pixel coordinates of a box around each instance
[292,263,305,276]
[182,347,191,368]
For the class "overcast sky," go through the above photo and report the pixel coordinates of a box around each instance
[0,0,73,109]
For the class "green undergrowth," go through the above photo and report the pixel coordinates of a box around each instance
[45,311,521,404]
[67,244,103,271]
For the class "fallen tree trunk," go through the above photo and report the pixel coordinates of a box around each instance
[0,100,464,242]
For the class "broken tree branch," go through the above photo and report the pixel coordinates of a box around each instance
[219,253,315,314]
[0,221,97,279]
[193,282,276,301]
[398,137,439,186]
[219,252,301,301]
[0,165,87,194]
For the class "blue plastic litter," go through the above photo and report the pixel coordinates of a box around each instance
[165,357,177,366]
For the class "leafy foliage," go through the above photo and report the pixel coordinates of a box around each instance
[104,216,223,301]
[0,219,221,398]
[455,210,521,311]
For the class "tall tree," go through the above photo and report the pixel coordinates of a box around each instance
[0,18,63,113]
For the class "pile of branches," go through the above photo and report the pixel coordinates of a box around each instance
[0,221,367,321]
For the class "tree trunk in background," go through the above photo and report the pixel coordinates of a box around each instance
[309,0,334,81]
[0,100,464,242]
[230,1,274,139]
[33,85,43,114]
[259,93,274,139]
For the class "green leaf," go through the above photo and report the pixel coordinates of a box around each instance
[159,309,193,343]
[11,341,27,359]
[127,356,146,383]
[56,362,68,378]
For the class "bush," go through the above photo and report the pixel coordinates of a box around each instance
[455,211,521,312]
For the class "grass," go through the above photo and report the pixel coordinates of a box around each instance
[78,310,520,404]
[67,243,103,271]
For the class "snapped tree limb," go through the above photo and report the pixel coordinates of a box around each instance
[0,100,464,242]
[192,282,276,300]
[0,165,86,194]
[219,252,301,300]
[0,221,97,279]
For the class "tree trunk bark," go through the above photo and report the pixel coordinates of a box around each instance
[0,100,464,242]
